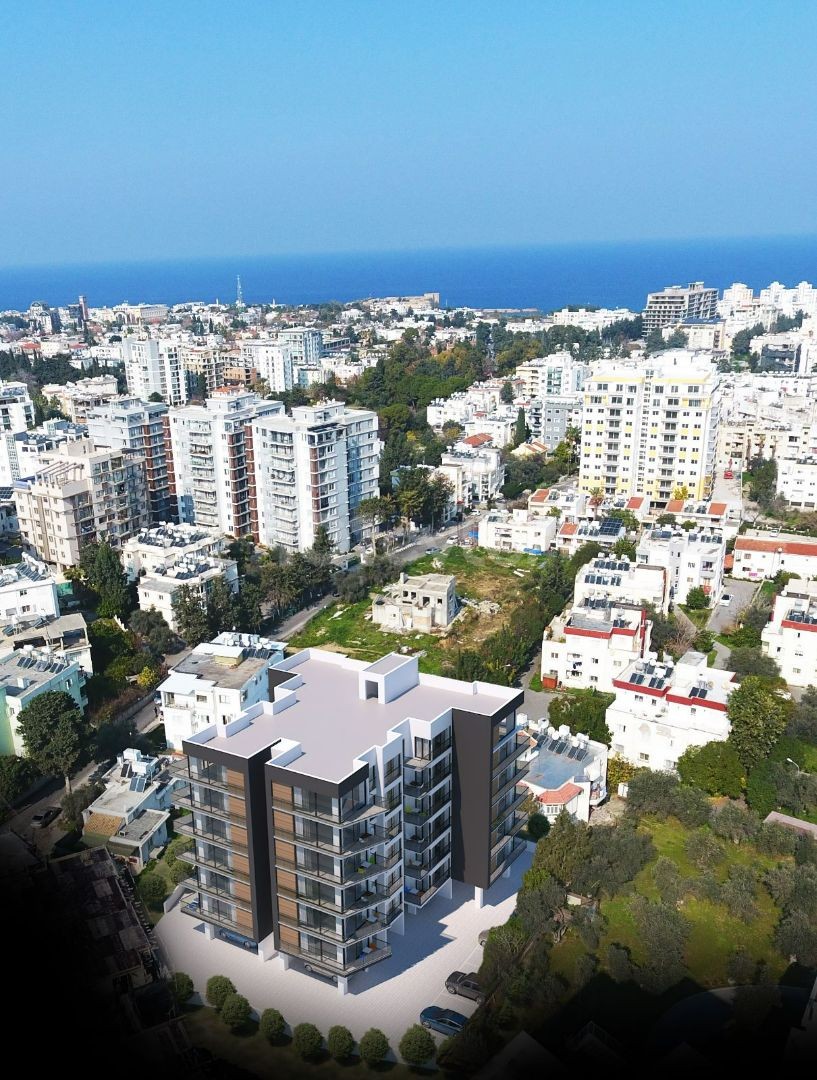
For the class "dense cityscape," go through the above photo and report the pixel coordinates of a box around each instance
[1,278,816,1075]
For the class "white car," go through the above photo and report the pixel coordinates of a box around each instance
[719,593,733,606]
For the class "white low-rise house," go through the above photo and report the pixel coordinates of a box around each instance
[733,531,817,581]
[477,507,558,554]
[371,573,457,632]
[761,581,817,687]
[437,442,505,510]
[82,749,177,870]
[636,525,726,606]
[40,375,120,422]
[0,554,59,622]
[137,556,238,632]
[555,518,626,556]
[541,599,652,692]
[463,411,517,448]
[658,497,740,538]
[776,457,817,509]
[606,650,736,770]
[574,555,667,612]
[522,724,608,823]
[0,647,85,756]
[157,633,286,749]
[597,494,652,524]
[0,612,93,674]
[122,523,225,583]
[527,486,590,522]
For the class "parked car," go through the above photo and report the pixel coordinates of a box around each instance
[31,806,61,828]
[719,593,733,606]
[425,546,440,554]
[723,469,734,479]
[420,1006,468,1036]
[447,537,460,545]
[445,970,485,1004]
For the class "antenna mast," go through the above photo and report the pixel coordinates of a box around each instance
[236,274,244,309]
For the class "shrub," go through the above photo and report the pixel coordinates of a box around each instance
[685,586,709,610]
[710,801,758,844]
[293,1023,324,1060]
[676,741,744,798]
[221,993,251,1030]
[671,784,711,828]
[625,769,679,818]
[685,827,724,870]
[359,1027,390,1066]
[170,971,194,1005]
[695,871,722,903]
[721,865,758,922]
[259,1008,286,1043]
[205,975,236,1011]
[755,821,797,856]
[495,1001,516,1028]
[327,1025,355,1062]
[0,755,40,804]
[138,873,168,906]
[796,834,817,866]
[399,1024,436,1066]
[527,812,549,840]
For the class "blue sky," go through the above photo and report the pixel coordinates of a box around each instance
[1,0,815,266]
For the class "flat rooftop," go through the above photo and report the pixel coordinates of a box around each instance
[169,649,272,690]
[525,733,603,791]
[193,649,517,781]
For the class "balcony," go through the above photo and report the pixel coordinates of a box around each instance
[278,910,396,947]
[169,759,246,796]
[278,942,391,978]
[492,730,531,774]
[404,845,451,879]
[490,812,527,857]
[489,837,527,885]
[175,819,248,853]
[492,762,530,803]
[271,822,397,857]
[271,796,387,827]
[172,787,246,825]
[404,821,451,853]
[404,876,449,908]
[181,898,252,937]
[183,876,253,912]
[405,738,452,770]
[179,849,250,884]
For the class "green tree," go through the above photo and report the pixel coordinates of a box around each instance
[721,865,758,921]
[16,690,86,793]
[326,1025,355,1062]
[293,1023,324,1060]
[676,740,745,797]
[531,809,591,885]
[607,944,633,983]
[0,755,40,804]
[221,993,251,1030]
[685,586,710,610]
[500,380,514,404]
[138,873,167,907]
[527,812,550,840]
[775,910,817,966]
[312,524,334,555]
[684,827,724,870]
[359,1028,390,1066]
[399,1024,436,1066]
[653,856,684,904]
[170,972,194,1005]
[631,896,690,992]
[547,689,613,744]
[259,1008,286,1042]
[611,537,636,560]
[172,584,211,646]
[710,801,758,844]
[726,647,781,681]
[513,407,528,448]
[80,540,133,619]
[727,676,790,771]
[128,608,178,656]
[205,975,236,1011]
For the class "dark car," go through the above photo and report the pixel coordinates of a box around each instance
[420,1006,468,1036]
[31,806,61,829]
[445,970,485,1004]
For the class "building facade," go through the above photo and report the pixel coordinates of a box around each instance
[642,282,718,333]
[122,523,225,582]
[137,556,239,632]
[761,580,817,687]
[635,525,726,605]
[0,647,85,755]
[542,600,652,693]
[732,531,817,581]
[122,337,188,406]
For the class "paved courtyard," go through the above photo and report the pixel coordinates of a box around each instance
[156,850,530,1043]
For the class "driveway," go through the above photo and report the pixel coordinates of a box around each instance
[707,577,759,635]
[156,851,529,1044]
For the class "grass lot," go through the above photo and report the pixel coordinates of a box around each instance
[138,857,176,925]
[183,1005,432,1079]
[679,606,711,630]
[289,547,544,674]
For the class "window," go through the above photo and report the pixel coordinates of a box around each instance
[639,753,649,762]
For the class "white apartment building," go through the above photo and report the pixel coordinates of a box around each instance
[606,651,736,770]
[477,508,557,554]
[14,441,149,571]
[555,518,626,556]
[732,531,817,581]
[525,395,582,450]
[542,599,652,693]
[122,337,188,405]
[437,443,504,510]
[636,525,726,606]
[180,344,227,396]
[679,319,726,352]
[137,556,239,632]
[169,390,283,537]
[776,457,817,509]
[157,633,286,749]
[41,375,120,422]
[0,647,84,756]
[240,341,294,393]
[514,353,589,398]
[523,727,608,824]
[0,555,59,622]
[252,401,380,554]
[579,351,720,503]
[122,523,225,583]
[660,497,740,538]
[761,580,817,688]
[527,486,590,522]
[573,555,667,613]
[463,412,517,448]
[642,282,718,332]
[86,397,175,525]
[10,420,87,483]
[275,327,323,365]
[0,382,36,486]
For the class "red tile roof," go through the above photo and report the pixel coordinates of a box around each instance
[708,502,727,516]
[725,553,734,570]
[735,537,817,557]
[529,488,550,503]
[559,523,578,536]
[462,434,493,447]
[626,497,645,509]
[665,499,684,513]
[538,782,582,805]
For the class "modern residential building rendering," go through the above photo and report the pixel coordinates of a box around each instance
[252,401,380,553]
[578,351,720,502]
[171,649,529,990]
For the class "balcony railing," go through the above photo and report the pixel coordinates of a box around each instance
[272,822,396,859]
[181,898,253,937]
[489,837,527,885]
[491,762,530,803]
[183,876,253,912]
[404,875,449,908]
[175,819,248,853]
[490,812,527,857]
[405,739,452,770]
[172,787,246,825]
[278,942,391,978]
[278,910,395,947]
[492,730,530,773]
[179,849,251,884]
[404,821,451,853]
[404,845,451,879]
[169,758,245,796]
[271,796,387,827]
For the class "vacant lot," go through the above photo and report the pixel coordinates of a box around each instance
[289,547,544,674]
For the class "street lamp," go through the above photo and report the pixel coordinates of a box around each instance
[786,757,801,772]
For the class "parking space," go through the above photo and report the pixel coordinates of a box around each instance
[156,852,529,1044]
[707,577,759,634]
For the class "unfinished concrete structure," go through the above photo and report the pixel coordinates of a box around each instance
[371,572,457,633]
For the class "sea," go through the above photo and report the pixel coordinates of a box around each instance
[1,234,816,314]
